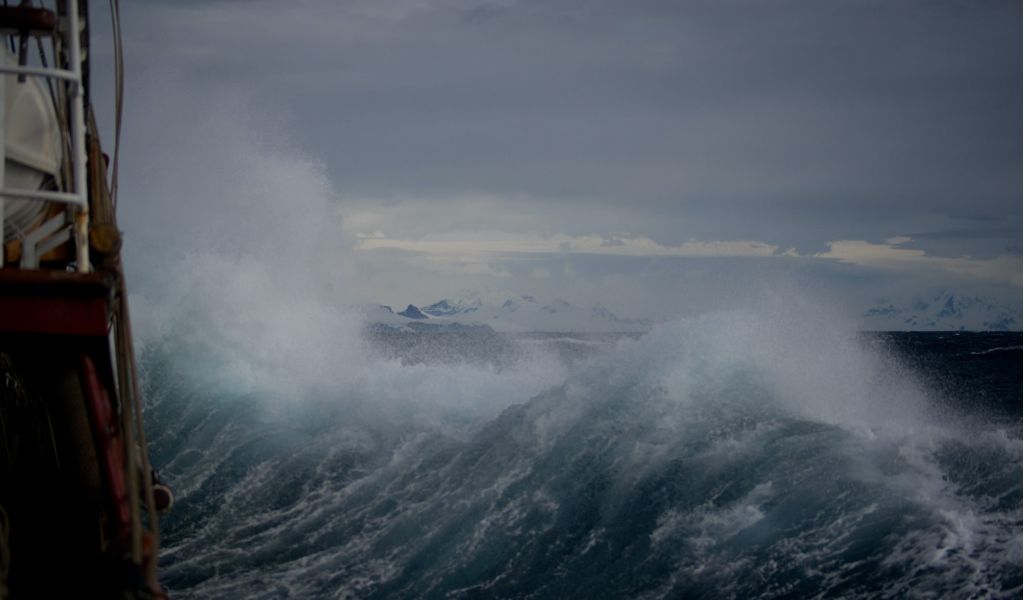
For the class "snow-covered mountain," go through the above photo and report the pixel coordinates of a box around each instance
[357,290,1020,333]
[421,298,482,317]
[349,304,493,333]
[398,304,429,319]
[862,290,1021,331]
[365,294,651,333]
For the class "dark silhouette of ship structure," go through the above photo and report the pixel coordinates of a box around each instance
[0,2,169,597]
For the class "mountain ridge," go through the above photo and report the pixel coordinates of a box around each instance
[355,289,1020,333]
[862,289,1021,331]
[366,294,651,333]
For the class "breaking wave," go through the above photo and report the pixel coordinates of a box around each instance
[137,281,1022,599]
[120,77,1021,599]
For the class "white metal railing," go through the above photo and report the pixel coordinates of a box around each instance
[0,0,90,272]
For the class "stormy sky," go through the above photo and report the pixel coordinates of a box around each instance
[90,0,1021,320]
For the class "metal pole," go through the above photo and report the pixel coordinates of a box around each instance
[67,0,89,273]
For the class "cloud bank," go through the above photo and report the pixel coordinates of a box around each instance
[87,0,1021,322]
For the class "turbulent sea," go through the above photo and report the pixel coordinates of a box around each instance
[141,314,1022,599]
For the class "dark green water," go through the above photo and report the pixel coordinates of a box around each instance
[144,325,1022,599]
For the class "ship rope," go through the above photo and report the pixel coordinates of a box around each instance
[108,286,162,593]
[102,0,163,583]
[121,287,162,588]
[108,0,123,207]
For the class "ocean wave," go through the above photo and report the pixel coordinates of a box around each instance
[140,300,1022,599]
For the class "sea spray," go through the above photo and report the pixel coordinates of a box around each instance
[137,296,1021,598]
[115,64,1020,600]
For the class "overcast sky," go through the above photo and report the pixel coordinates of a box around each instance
[90,0,1021,319]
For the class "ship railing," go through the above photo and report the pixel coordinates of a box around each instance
[0,0,89,273]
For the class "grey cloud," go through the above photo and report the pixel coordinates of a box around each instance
[85,0,1021,315]
[99,0,1021,241]
[897,227,1022,260]
[904,228,1019,241]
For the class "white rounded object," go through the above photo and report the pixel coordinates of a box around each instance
[3,48,63,242]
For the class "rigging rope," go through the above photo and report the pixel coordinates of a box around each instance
[105,0,163,587]
[108,0,123,207]
[121,282,161,588]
